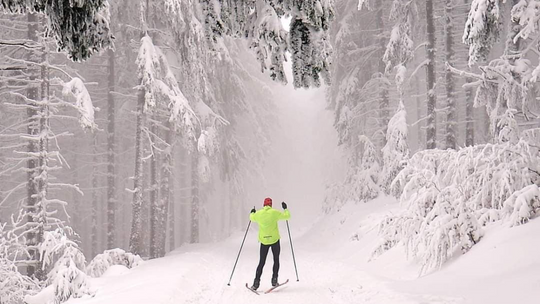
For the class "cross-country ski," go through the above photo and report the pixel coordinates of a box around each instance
[264,279,289,294]
[245,279,288,295]
[245,283,260,295]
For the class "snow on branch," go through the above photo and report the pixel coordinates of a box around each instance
[383,0,415,72]
[358,0,373,10]
[0,0,114,61]
[38,228,93,303]
[511,0,540,42]
[323,136,382,213]
[198,0,334,88]
[373,136,540,275]
[60,77,97,130]
[463,0,502,66]
[0,216,39,303]
[247,1,288,83]
[381,100,409,195]
[87,248,143,278]
[137,34,200,142]
[502,184,540,226]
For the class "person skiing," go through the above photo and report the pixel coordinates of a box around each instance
[249,197,290,291]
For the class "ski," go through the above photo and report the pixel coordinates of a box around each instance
[264,279,289,294]
[245,283,260,295]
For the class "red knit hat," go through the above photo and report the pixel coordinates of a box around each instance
[263,197,272,207]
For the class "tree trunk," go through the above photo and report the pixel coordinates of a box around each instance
[107,48,116,249]
[167,140,176,252]
[376,0,389,147]
[141,154,150,257]
[444,0,456,149]
[178,144,188,244]
[149,115,160,259]
[157,121,173,257]
[25,12,41,280]
[91,132,99,257]
[465,77,474,146]
[415,75,423,151]
[489,0,521,140]
[34,30,50,280]
[463,0,474,147]
[505,0,522,61]
[129,87,146,256]
[190,150,199,243]
[425,0,437,149]
[71,136,81,238]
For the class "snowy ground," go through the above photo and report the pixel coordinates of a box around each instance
[58,81,540,304]
[61,194,540,304]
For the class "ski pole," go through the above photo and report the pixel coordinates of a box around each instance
[286,220,299,281]
[227,208,253,286]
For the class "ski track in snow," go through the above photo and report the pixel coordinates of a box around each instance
[67,86,460,304]
[71,230,461,304]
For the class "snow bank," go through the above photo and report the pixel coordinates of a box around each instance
[62,196,540,304]
[312,198,540,304]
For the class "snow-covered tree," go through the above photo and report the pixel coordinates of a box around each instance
[381,100,409,195]
[199,0,335,88]
[373,133,540,274]
[351,136,381,201]
[323,135,381,212]
[331,0,392,149]
[0,13,99,279]
[444,0,456,149]
[130,32,199,256]
[462,0,502,66]
[39,228,93,304]
[86,248,143,278]
[383,0,415,74]
[0,215,39,303]
[0,0,114,61]
[502,184,540,226]
[460,0,540,142]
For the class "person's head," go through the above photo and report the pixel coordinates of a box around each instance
[263,197,272,207]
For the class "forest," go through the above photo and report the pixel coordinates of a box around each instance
[1,0,540,303]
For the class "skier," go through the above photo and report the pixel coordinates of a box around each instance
[249,197,290,291]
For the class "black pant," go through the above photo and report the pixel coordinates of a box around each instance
[254,240,280,282]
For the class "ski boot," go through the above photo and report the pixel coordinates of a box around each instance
[250,278,260,291]
[271,276,278,287]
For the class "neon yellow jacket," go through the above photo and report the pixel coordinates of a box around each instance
[250,206,291,245]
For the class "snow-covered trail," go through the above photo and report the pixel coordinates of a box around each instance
[71,220,458,304]
[66,86,457,304]
[262,85,344,228]
[67,195,540,304]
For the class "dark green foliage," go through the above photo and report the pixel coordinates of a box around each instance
[462,0,501,65]
[0,0,113,61]
[199,0,334,88]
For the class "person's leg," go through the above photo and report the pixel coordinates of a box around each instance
[253,243,270,289]
[271,240,281,285]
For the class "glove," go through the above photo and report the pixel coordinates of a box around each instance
[251,208,256,214]
[281,202,287,210]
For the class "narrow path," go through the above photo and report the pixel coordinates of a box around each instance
[70,82,463,304]
[71,85,459,304]
[263,85,345,228]
[75,226,459,304]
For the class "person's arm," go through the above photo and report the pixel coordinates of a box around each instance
[278,202,290,220]
[278,209,290,220]
[250,208,257,222]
